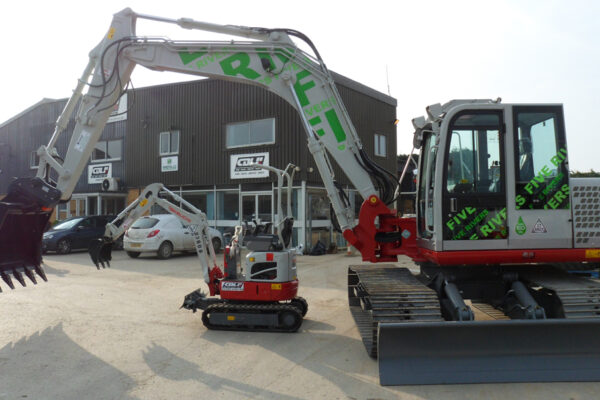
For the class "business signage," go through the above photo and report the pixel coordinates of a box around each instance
[161,156,179,172]
[88,163,112,184]
[230,152,269,179]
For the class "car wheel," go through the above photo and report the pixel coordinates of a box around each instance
[56,239,72,255]
[211,237,222,254]
[126,251,140,258]
[157,241,174,259]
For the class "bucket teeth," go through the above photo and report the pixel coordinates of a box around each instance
[35,265,48,282]
[24,267,37,285]
[0,265,47,291]
[1,272,15,289]
[12,269,26,287]
[89,239,112,270]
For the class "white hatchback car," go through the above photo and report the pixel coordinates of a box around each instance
[123,214,224,259]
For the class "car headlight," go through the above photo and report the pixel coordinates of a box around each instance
[43,234,54,239]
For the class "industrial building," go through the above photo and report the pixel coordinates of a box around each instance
[0,74,397,250]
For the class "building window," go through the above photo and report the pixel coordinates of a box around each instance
[160,131,180,155]
[374,134,386,157]
[92,139,122,161]
[226,118,275,148]
[30,151,40,169]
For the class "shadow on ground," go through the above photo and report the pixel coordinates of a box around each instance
[142,342,305,400]
[0,323,137,400]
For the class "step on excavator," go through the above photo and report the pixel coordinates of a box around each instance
[1,8,600,385]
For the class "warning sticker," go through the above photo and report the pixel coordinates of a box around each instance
[531,219,547,234]
[586,249,600,258]
[221,281,244,291]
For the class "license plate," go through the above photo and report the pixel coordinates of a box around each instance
[130,243,142,248]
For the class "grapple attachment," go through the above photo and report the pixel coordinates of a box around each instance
[88,238,113,269]
[0,178,60,291]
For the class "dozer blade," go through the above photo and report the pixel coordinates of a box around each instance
[378,319,600,385]
[88,238,112,269]
[0,177,60,291]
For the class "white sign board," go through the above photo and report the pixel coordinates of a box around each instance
[161,156,179,172]
[230,152,269,179]
[88,163,112,184]
[107,92,127,123]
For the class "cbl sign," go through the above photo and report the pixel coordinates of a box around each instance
[88,163,112,184]
[230,152,269,179]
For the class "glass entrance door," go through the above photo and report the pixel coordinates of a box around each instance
[242,193,272,228]
[242,195,256,223]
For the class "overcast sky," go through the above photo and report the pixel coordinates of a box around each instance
[1,0,598,171]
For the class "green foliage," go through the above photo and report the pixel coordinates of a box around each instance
[570,169,600,177]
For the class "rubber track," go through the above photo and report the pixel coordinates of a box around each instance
[202,302,303,332]
[348,265,443,357]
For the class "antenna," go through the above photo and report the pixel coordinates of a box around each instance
[386,65,391,96]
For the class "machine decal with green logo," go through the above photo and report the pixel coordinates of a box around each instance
[515,216,527,235]
[445,206,508,241]
[178,48,348,149]
[516,148,569,210]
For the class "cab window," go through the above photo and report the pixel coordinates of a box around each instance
[447,113,503,195]
[514,107,569,210]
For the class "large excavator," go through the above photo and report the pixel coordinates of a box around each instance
[1,8,600,385]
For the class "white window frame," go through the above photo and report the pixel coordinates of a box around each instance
[91,139,123,163]
[159,130,180,156]
[30,150,39,169]
[226,118,276,149]
[374,133,387,157]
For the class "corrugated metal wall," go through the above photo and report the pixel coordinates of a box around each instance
[125,78,397,189]
[1,74,397,196]
[0,99,126,195]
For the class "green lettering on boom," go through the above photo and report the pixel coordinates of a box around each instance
[324,109,347,143]
[309,117,321,126]
[179,51,208,65]
[220,53,261,80]
[294,70,316,107]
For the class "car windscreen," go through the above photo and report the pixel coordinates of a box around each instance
[52,218,84,230]
[130,218,159,229]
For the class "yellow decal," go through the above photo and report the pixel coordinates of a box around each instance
[227,315,235,321]
[139,199,148,207]
[271,283,282,290]
[108,27,116,39]
[585,249,600,258]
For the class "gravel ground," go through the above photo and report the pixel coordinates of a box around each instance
[1,250,598,400]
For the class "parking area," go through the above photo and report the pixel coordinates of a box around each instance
[1,251,599,400]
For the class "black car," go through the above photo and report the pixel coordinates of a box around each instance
[42,215,118,254]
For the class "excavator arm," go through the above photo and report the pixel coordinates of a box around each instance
[89,183,220,292]
[0,8,401,290]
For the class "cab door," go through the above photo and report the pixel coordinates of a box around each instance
[442,110,508,250]
[508,105,571,248]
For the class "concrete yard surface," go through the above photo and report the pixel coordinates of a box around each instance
[1,251,599,400]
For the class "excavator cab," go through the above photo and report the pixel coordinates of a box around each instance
[360,101,600,384]
[414,101,574,253]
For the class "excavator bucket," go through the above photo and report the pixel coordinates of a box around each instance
[0,178,59,291]
[88,239,112,269]
[377,319,600,385]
